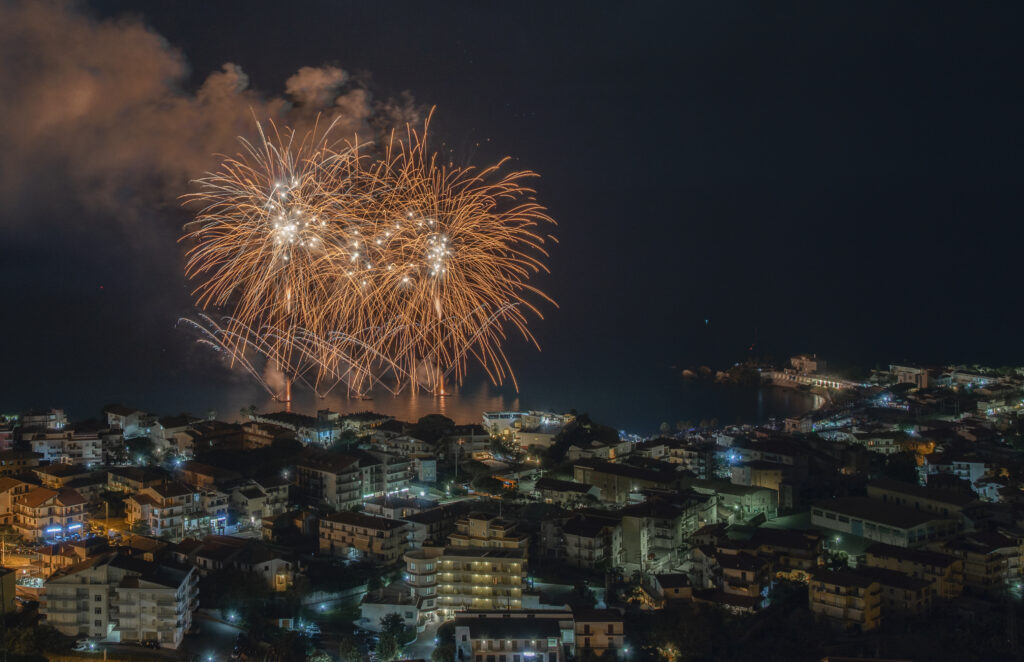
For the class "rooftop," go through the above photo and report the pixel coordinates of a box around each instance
[814,496,955,530]
[867,478,977,507]
[323,511,407,530]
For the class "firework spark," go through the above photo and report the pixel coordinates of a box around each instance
[180,112,555,400]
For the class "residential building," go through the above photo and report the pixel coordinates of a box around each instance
[562,514,621,570]
[808,569,882,632]
[573,459,684,504]
[319,511,408,563]
[690,480,778,521]
[454,610,572,662]
[864,543,964,600]
[21,408,67,431]
[107,467,166,493]
[405,547,527,619]
[42,552,197,648]
[0,477,32,525]
[856,566,935,616]
[171,536,293,591]
[651,573,693,601]
[402,502,475,548]
[573,608,625,659]
[938,530,1023,596]
[749,528,823,581]
[357,581,422,634]
[103,405,151,438]
[14,487,87,541]
[448,513,529,552]
[150,416,200,455]
[364,495,436,520]
[891,364,932,389]
[180,461,242,489]
[534,477,600,506]
[124,482,204,541]
[294,451,365,510]
[229,477,290,522]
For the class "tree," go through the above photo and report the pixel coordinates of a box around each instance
[306,652,331,662]
[436,621,456,646]
[329,429,358,452]
[659,422,671,434]
[432,643,456,662]
[376,632,400,662]
[379,612,405,639]
[337,636,361,662]
[471,475,504,494]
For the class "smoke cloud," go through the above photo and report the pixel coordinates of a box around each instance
[0,0,420,230]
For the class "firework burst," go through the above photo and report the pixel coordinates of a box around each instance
[180,111,555,400]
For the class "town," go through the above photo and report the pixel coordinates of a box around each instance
[1,355,1023,662]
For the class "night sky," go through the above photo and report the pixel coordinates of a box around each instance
[1,1,1022,423]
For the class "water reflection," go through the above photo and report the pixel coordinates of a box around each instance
[208,374,820,433]
[215,380,520,426]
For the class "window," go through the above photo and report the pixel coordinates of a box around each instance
[94,607,101,614]
[94,595,101,602]
[94,620,101,627]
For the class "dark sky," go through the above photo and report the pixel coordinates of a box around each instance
[2,1,1022,422]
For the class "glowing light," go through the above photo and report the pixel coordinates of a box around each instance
[180,111,555,398]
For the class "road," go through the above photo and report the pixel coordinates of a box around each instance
[404,619,441,661]
[180,613,245,662]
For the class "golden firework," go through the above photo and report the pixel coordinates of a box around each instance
[180,112,555,400]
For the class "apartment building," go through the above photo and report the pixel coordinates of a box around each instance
[573,459,684,504]
[124,482,205,541]
[406,547,527,619]
[534,477,600,506]
[0,450,42,478]
[452,609,623,662]
[808,569,882,632]
[103,405,151,438]
[229,476,290,522]
[0,477,32,525]
[448,513,529,552]
[856,567,935,616]
[864,543,964,600]
[620,495,714,573]
[107,467,165,493]
[573,608,625,659]
[42,553,197,648]
[294,451,365,510]
[21,408,68,431]
[455,611,571,662]
[14,487,87,541]
[939,530,1023,596]
[319,511,408,563]
[562,515,620,570]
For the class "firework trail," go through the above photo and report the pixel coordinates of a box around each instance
[180,111,555,400]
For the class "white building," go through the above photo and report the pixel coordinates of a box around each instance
[43,553,198,648]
